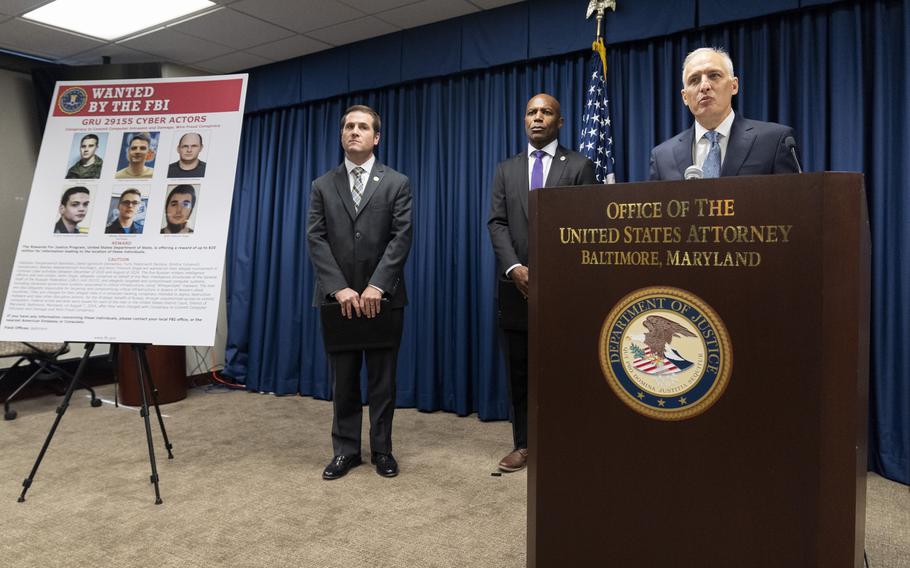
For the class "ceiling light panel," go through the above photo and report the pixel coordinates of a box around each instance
[23,0,215,41]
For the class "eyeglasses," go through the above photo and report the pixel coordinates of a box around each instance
[120,200,141,207]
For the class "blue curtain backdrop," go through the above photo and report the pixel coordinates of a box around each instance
[226,0,909,484]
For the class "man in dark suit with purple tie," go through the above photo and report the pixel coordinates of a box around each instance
[649,47,801,181]
[487,93,596,473]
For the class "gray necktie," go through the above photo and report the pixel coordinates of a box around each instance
[702,131,721,178]
[351,166,365,210]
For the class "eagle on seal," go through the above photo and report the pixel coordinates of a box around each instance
[642,315,696,356]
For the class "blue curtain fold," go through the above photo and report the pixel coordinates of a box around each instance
[226,0,908,483]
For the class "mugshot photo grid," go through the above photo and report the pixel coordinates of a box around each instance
[53,130,207,236]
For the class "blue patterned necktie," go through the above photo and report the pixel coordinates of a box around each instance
[351,166,365,210]
[530,150,546,190]
[702,131,721,178]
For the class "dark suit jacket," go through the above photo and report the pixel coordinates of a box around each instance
[105,220,144,234]
[487,145,596,327]
[648,116,799,181]
[306,160,412,310]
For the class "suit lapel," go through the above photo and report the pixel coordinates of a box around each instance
[510,152,530,221]
[721,117,755,177]
[545,145,569,188]
[673,127,695,175]
[355,162,385,219]
[332,164,356,220]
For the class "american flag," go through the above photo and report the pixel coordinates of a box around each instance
[579,38,615,183]
[631,346,681,376]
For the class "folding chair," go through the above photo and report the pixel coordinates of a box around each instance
[0,342,102,420]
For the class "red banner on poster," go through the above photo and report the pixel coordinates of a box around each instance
[53,78,244,117]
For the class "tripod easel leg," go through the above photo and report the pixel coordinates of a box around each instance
[131,344,163,505]
[137,346,174,459]
[110,345,119,408]
[18,343,96,503]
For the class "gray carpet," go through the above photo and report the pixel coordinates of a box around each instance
[0,385,905,567]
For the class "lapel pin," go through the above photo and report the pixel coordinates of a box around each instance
[560,156,566,161]
[373,176,380,182]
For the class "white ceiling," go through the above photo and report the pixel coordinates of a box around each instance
[0,0,524,73]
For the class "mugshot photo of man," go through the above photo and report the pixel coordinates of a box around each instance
[161,184,197,234]
[66,133,104,179]
[167,133,206,178]
[105,188,145,234]
[114,132,156,179]
[54,186,91,234]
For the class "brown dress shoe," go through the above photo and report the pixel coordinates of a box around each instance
[498,448,528,472]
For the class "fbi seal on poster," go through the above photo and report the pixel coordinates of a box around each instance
[598,286,732,420]
[58,87,88,114]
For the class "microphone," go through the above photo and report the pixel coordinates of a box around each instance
[784,136,803,173]
[684,165,703,180]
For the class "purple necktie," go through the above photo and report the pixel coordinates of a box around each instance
[530,150,545,190]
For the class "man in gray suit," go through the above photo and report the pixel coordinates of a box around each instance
[487,93,596,473]
[649,47,801,180]
[307,105,413,480]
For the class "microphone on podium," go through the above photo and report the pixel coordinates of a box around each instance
[784,136,803,173]
[684,165,703,180]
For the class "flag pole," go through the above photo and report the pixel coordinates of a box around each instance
[580,0,618,184]
[586,0,616,77]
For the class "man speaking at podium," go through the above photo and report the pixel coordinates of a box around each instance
[649,47,800,181]
[487,94,595,473]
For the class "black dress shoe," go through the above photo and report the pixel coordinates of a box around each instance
[322,454,362,480]
[371,452,399,477]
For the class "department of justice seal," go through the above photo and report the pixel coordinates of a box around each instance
[58,87,88,114]
[598,286,732,420]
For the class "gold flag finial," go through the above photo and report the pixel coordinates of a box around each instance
[586,0,617,41]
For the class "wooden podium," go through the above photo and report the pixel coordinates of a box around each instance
[527,173,869,568]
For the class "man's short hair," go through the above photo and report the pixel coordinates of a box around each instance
[167,184,197,209]
[129,132,152,146]
[681,47,735,85]
[340,105,381,134]
[61,186,89,206]
[119,188,142,202]
[178,132,203,147]
[80,133,99,145]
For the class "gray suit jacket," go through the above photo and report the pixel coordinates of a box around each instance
[306,160,412,309]
[648,116,799,181]
[487,145,597,278]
